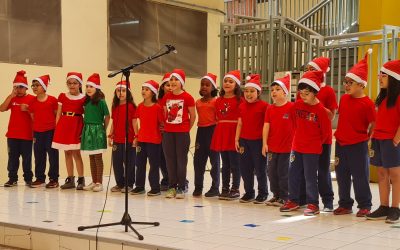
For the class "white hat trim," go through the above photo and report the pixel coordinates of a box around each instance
[299,78,320,92]
[66,75,83,85]
[224,74,241,86]
[33,77,47,91]
[142,82,158,95]
[272,80,289,94]
[162,76,170,84]
[171,72,185,85]
[202,75,218,89]
[87,81,101,89]
[13,83,29,88]
[308,61,322,71]
[381,66,400,81]
[244,82,261,91]
[345,72,367,85]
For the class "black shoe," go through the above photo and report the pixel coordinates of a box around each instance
[147,189,161,196]
[184,179,189,193]
[254,194,268,204]
[76,177,85,190]
[366,205,390,220]
[385,207,400,224]
[192,188,202,197]
[205,188,220,197]
[4,180,18,187]
[219,188,230,200]
[130,187,145,195]
[226,188,240,201]
[239,193,255,203]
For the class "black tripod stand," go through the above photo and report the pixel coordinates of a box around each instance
[78,45,177,240]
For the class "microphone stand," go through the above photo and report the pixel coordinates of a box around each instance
[78,46,175,240]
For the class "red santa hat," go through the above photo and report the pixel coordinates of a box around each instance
[308,57,330,73]
[170,69,185,85]
[142,80,160,95]
[33,75,50,91]
[162,72,171,84]
[86,73,101,89]
[115,80,130,90]
[13,70,28,88]
[66,72,83,85]
[381,59,400,81]
[223,70,241,86]
[272,73,291,94]
[345,49,372,86]
[201,73,218,89]
[244,74,261,91]
[298,71,324,92]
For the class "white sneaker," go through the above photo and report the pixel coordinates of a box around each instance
[92,183,103,192]
[83,182,96,191]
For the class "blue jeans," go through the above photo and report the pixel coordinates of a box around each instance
[33,130,59,181]
[7,138,33,182]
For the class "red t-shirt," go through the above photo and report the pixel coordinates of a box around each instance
[373,96,400,140]
[196,98,217,127]
[28,95,58,132]
[111,103,136,143]
[135,103,164,144]
[160,91,195,133]
[239,100,268,140]
[264,102,295,153]
[6,94,35,140]
[291,100,331,154]
[334,94,376,145]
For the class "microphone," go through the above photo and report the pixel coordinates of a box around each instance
[166,45,177,54]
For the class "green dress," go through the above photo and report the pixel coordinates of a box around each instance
[81,99,110,154]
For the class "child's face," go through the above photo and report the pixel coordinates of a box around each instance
[163,82,172,93]
[305,65,317,72]
[200,79,213,97]
[378,72,389,89]
[115,87,127,101]
[86,85,96,97]
[223,77,236,94]
[243,87,258,103]
[169,76,182,92]
[343,77,363,95]
[31,80,45,95]
[141,86,153,100]
[67,79,81,95]
[299,88,316,104]
[270,85,286,102]
[14,86,27,97]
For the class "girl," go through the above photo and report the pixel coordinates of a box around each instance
[81,73,110,192]
[235,74,268,203]
[263,74,294,206]
[210,70,242,201]
[367,60,400,224]
[108,81,136,193]
[193,73,220,197]
[52,72,86,190]
[131,80,164,196]
[160,69,196,199]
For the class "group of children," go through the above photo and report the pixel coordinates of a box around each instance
[1,52,399,224]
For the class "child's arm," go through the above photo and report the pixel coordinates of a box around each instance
[262,123,270,157]
[235,118,242,152]
[368,122,375,138]
[108,123,114,147]
[132,118,138,147]
[188,106,196,130]
[0,89,17,112]
[325,107,336,121]
[393,125,400,147]
[55,105,62,124]
[104,115,110,131]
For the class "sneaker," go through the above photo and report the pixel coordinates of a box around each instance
[131,187,145,195]
[111,185,122,192]
[92,183,103,192]
[333,207,353,215]
[83,182,96,191]
[385,207,400,224]
[147,189,161,196]
[30,179,45,188]
[366,205,390,220]
[192,188,202,197]
[4,180,18,187]
[356,208,371,217]
[240,193,255,203]
[226,188,240,201]
[273,198,285,207]
[322,207,334,212]
[160,184,169,192]
[165,188,176,198]
[304,204,320,216]
[184,180,189,193]
[204,188,220,197]
[121,186,133,193]
[280,200,300,212]
[45,180,59,188]
[175,188,185,199]
[219,188,230,200]
[25,181,32,186]
[266,197,279,206]
[254,194,268,204]
[76,177,85,190]
[60,176,75,189]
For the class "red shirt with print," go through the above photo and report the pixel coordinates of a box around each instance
[160,91,195,133]
[6,94,35,140]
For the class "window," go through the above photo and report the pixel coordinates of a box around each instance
[109,0,207,78]
[0,0,61,66]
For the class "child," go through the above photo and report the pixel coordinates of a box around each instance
[0,71,34,187]
[235,74,268,203]
[210,70,242,200]
[28,75,59,188]
[193,73,220,197]
[81,74,110,192]
[108,81,136,193]
[131,80,164,196]
[52,72,86,190]
[263,73,294,206]
[366,59,400,224]
[280,71,330,216]
[334,49,375,217]
[160,69,196,199]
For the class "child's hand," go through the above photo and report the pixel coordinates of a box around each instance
[235,140,240,153]
[20,104,28,111]
[108,138,113,147]
[262,144,268,157]
[393,137,400,147]
[11,87,18,97]
[132,138,137,147]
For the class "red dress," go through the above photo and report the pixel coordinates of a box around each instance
[52,93,86,150]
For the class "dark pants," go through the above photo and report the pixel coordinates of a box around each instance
[267,152,289,200]
[220,151,241,190]
[159,145,168,186]
[288,151,319,205]
[335,141,372,209]
[112,143,135,187]
[162,132,190,189]
[193,125,220,190]
[33,130,59,181]
[239,138,267,196]
[136,142,161,191]
[7,138,33,182]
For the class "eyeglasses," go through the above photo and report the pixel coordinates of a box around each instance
[15,86,26,89]
[298,89,311,95]
[67,82,80,86]
[31,84,41,88]
[342,80,356,86]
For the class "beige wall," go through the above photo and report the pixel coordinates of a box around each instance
[0,0,224,183]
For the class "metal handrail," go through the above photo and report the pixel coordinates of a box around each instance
[297,0,331,23]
